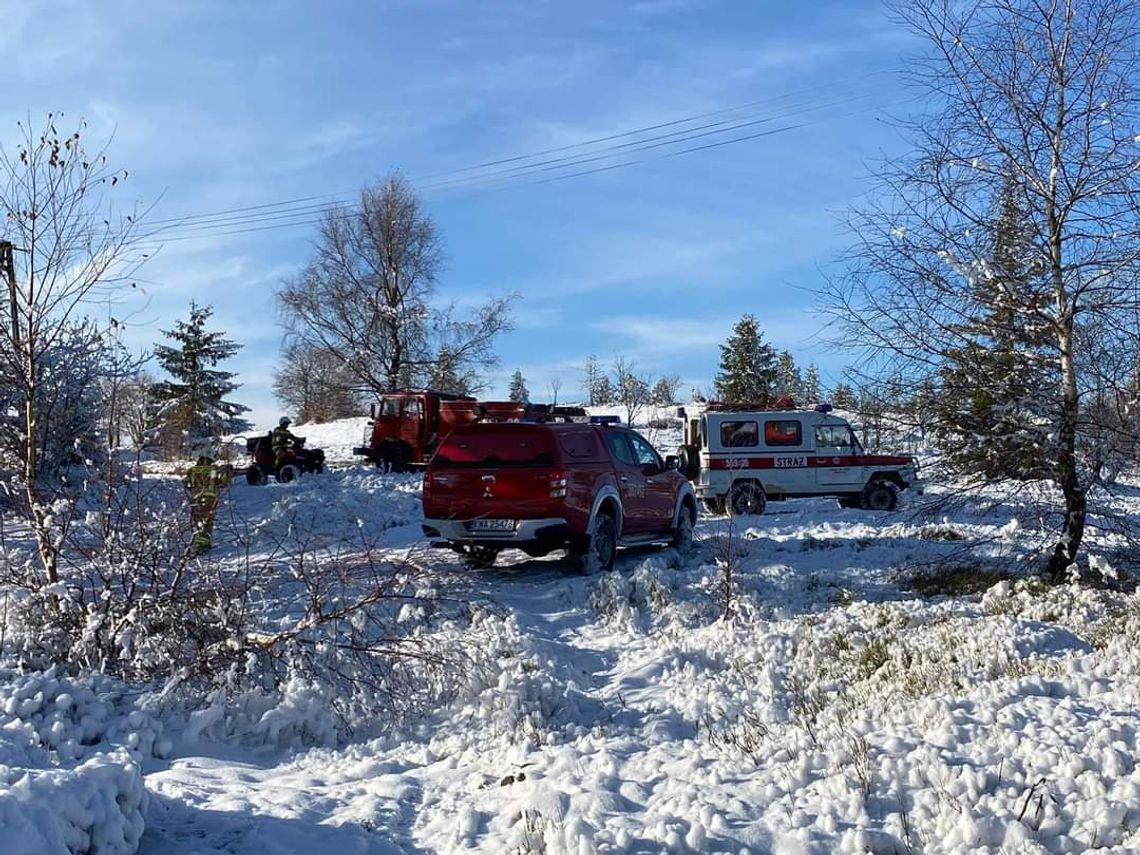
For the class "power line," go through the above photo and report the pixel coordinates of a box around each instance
[141,76,892,235]
[127,87,907,245]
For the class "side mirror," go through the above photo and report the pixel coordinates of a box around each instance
[664,455,679,470]
[370,402,376,419]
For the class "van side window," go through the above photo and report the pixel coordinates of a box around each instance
[720,420,759,448]
[814,425,852,449]
[605,432,636,465]
[764,419,802,446]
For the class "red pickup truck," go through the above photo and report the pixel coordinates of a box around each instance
[421,421,698,572]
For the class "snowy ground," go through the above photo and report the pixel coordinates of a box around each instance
[4,418,1140,854]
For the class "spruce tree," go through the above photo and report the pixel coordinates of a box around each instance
[831,383,855,410]
[713,314,777,403]
[507,369,530,404]
[152,302,250,456]
[774,351,802,401]
[802,364,821,405]
[930,174,1053,480]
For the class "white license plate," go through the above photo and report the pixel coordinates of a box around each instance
[468,518,516,532]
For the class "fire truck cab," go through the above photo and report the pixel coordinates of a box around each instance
[354,390,584,471]
[676,403,924,515]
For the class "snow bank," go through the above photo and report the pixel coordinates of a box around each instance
[0,669,161,854]
[0,745,145,855]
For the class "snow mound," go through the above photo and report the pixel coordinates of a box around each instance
[0,668,170,764]
[0,669,155,854]
[0,744,145,855]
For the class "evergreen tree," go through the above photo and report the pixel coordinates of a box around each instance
[152,302,250,456]
[774,351,802,401]
[713,314,777,403]
[831,383,855,410]
[428,346,474,396]
[930,174,1054,480]
[802,364,821,405]
[593,375,615,405]
[651,374,681,406]
[508,369,529,404]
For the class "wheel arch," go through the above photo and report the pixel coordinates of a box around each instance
[588,486,624,535]
[671,484,698,527]
[868,471,906,490]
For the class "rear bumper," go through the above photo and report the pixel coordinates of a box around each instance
[422,517,571,545]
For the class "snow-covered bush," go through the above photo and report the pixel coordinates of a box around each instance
[0,667,169,764]
[0,745,145,855]
[589,556,674,627]
[0,668,161,855]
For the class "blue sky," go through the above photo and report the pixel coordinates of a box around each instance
[2,0,916,426]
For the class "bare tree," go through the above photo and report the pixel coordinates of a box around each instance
[547,376,562,407]
[613,356,653,427]
[0,116,146,584]
[822,0,1140,582]
[273,341,360,424]
[277,174,514,396]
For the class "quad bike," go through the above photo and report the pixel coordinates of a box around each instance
[244,432,326,485]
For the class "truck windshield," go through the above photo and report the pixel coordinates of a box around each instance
[434,429,555,467]
[378,397,401,417]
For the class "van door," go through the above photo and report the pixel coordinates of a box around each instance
[814,424,866,488]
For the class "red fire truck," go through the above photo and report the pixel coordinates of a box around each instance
[353,390,586,471]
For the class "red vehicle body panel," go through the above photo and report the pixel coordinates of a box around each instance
[422,422,695,554]
[356,391,584,468]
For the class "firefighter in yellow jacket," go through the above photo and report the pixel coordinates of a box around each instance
[184,452,226,552]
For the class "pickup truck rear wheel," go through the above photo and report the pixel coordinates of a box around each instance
[573,509,617,575]
[728,481,766,516]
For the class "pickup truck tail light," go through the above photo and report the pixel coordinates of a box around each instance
[549,472,567,498]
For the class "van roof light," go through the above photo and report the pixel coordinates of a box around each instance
[590,415,621,426]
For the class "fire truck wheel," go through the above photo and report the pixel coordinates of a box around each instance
[728,481,766,516]
[861,480,899,511]
[246,465,267,486]
[277,464,300,484]
[378,443,406,473]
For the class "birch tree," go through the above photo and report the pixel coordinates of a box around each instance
[823,0,1140,581]
[0,116,146,584]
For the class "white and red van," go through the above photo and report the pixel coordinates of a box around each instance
[676,405,924,515]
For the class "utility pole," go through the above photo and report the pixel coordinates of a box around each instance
[1,240,19,349]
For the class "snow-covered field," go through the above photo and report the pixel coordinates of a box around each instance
[4,418,1140,854]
